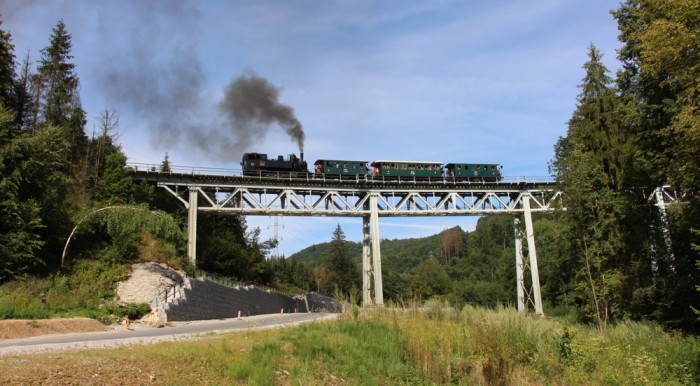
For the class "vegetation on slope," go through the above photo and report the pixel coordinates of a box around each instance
[0,259,149,323]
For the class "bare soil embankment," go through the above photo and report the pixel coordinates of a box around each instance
[0,318,108,340]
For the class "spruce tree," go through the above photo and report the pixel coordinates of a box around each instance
[325,224,360,296]
[160,152,172,172]
[0,19,16,110]
[0,103,71,279]
[14,53,35,131]
[553,45,631,329]
[87,108,120,188]
[0,106,43,281]
[35,20,87,164]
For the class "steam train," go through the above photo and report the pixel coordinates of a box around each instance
[241,152,502,182]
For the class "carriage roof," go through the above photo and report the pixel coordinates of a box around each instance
[371,160,443,165]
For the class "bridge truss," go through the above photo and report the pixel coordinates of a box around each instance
[133,168,563,315]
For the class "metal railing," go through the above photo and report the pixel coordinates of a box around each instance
[128,162,555,186]
[150,276,187,310]
[192,269,281,295]
[128,162,238,176]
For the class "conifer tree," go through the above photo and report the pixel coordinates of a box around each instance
[35,20,87,164]
[160,152,172,172]
[0,19,16,110]
[0,104,71,279]
[87,108,120,188]
[94,152,134,204]
[14,53,35,131]
[0,106,42,281]
[552,45,632,329]
[325,224,360,296]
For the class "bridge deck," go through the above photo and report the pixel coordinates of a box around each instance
[130,168,556,190]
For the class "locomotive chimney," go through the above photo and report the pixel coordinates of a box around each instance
[300,152,304,161]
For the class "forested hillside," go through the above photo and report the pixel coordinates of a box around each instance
[291,217,560,309]
[1,0,698,332]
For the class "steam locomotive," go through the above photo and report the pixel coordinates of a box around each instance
[241,152,502,182]
[241,152,309,178]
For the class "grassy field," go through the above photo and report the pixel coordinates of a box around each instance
[1,305,698,385]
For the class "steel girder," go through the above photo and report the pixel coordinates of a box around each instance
[158,182,563,217]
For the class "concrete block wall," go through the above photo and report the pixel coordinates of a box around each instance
[303,292,342,313]
[165,278,314,322]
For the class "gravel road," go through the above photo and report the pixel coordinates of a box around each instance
[0,312,339,356]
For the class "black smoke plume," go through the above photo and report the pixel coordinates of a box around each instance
[5,0,305,162]
[220,74,305,154]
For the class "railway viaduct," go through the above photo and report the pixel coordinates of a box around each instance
[131,164,565,315]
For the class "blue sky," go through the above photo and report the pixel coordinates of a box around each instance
[2,0,623,256]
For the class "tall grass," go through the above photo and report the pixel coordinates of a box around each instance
[382,303,700,385]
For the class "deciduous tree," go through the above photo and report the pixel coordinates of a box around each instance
[614,0,700,331]
[409,256,452,299]
[440,227,464,264]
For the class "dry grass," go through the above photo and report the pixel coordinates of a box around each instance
[379,303,699,385]
[0,329,278,385]
[0,318,108,340]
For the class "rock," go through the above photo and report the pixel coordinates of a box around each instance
[116,262,185,305]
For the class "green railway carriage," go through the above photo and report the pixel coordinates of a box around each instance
[370,160,443,180]
[314,159,368,178]
[444,163,502,181]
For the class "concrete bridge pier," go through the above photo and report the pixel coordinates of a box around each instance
[187,187,198,264]
[361,193,384,307]
[514,196,543,315]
